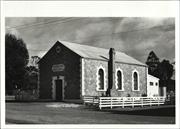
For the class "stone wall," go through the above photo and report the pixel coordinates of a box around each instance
[112,63,147,97]
[83,59,108,96]
[83,59,147,97]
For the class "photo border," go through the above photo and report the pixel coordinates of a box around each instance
[1,1,179,129]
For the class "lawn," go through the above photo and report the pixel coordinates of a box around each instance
[6,102,175,124]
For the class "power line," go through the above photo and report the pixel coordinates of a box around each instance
[6,18,113,30]
[72,24,175,42]
[26,24,174,52]
[6,18,123,31]
[6,18,73,29]
[6,18,174,35]
[6,17,80,30]
[6,17,57,29]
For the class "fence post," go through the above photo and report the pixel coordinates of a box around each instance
[122,98,124,108]
[83,96,86,105]
[132,98,134,108]
[99,97,102,110]
[150,97,152,107]
[163,97,165,104]
[158,97,160,106]
[110,97,112,109]
[141,98,143,107]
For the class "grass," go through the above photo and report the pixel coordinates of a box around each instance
[6,102,175,124]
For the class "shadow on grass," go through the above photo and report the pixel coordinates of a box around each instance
[6,118,39,124]
[100,105,175,117]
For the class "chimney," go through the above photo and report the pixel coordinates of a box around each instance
[107,48,115,96]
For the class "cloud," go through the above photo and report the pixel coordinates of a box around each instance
[135,41,157,50]
[115,17,174,33]
[5,17,175,63]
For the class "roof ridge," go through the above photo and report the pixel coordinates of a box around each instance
[59,40,126,54]
[57,40,146,66]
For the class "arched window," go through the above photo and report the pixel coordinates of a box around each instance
[117,70,122,90]
[115,68,124,91]
[98,68,104,90]
[133,71,139,91]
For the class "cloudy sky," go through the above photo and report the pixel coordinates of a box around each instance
[5,17,175,63]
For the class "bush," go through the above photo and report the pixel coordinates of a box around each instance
[141,93,147,97]
[127,94,131,97]
[166,91,175,105]
[15,89,38,101]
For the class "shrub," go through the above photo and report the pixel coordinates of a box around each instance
[127,94,131,97]
[141,93,147,97]
[15,89,38,101]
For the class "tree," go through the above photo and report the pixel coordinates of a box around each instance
[146,51,160,76]
[25,56,40,90]
[25,66,39,90]
[146,51,174,89]
[156,60,173,88]
[6,33,29,95]
[29,56,41,68]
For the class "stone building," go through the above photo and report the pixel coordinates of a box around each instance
[38,41,149,101]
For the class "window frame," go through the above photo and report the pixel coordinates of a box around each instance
[155,82,158,86]
[150,82,154,86]
[96,66,106,91]
[115,68,124,91]
[132,69,140,91]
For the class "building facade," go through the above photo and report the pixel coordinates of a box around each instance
[38,41,148,101]
[147,74,159,97]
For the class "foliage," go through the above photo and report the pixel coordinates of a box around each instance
[146,51,174,88]
[29,56,41,67]
[25,66,39,90]
[141,93,147,97]
[6,33,29,95]
[155,60,174,88]
[127,93,131,97]
[146,51,160,76]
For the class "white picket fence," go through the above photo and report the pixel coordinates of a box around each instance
[83,96,166,109]
[83,96,99,104]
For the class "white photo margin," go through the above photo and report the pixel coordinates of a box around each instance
[1,1,179,129]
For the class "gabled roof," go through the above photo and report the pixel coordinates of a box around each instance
[148,74,160,80]
[58,41,146,66]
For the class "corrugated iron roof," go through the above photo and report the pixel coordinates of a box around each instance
[59,41,146,66]
[148,74,160,80]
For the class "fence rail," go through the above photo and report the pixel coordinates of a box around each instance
[83,96,166,109]
[83,96,99,104]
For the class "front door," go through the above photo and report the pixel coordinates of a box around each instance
[55,79,63,101]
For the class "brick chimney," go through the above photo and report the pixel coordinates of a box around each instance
[107,48,115,96]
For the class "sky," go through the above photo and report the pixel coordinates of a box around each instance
[5,17,175,64]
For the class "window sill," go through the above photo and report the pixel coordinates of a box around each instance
[117,89,124,91]
[132,90,140,91]
[96,89,106,92]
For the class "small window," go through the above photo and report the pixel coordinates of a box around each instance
[150,82,153,86]
[56,46,61,53]
[155,82,158,86]
[117,70,122,90]
[98,68,104,90]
